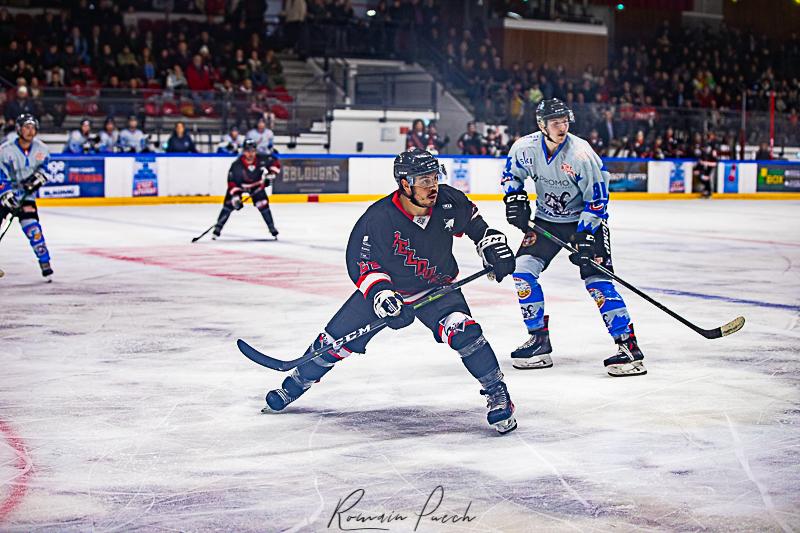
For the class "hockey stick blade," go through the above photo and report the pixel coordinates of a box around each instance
[701,315,745,339]
[237,266,493,371]
[238,338,311,372]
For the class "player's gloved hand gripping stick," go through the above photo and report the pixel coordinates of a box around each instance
[238,266,493,371]
[528,220,745,339]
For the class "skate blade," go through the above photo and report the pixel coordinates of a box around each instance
[493,416,518,434]
[260,405,281,414]
[511,355,553,369]
[606,361,647,377]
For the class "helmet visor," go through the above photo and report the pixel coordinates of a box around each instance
[407,165,446,188]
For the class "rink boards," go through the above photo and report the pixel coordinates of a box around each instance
[36,153,800,206]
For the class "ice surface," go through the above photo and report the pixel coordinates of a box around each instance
[1,200,799,532]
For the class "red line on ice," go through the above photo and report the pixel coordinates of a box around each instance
[76,245,354,297]
[0,420,31,524]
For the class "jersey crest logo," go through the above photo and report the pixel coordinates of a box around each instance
[392,231,453,285]
[443,218,455,232]
[560,162,576,178]
[543,191,572,215]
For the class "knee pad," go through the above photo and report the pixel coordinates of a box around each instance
[585,278,631,338]
[515,254,545,277]
[438,312,486,356]
[256,200,269,210]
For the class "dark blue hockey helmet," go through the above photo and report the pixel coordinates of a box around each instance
[393,148,445,187]
[536,98,574,131]
[16,113,39,134]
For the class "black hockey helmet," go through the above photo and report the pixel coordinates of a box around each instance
[242,139,257,152]
[393,148,444,187]
[16,113,39,134]
[536,98,574,131]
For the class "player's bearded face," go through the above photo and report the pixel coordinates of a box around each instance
[20,124,36,142]
[408,171,439,207]
[243,149,256,162]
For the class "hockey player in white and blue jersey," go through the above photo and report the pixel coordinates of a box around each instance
[0,114,54,280]
[501,99,646,376]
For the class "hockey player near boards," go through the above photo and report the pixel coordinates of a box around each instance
[502,98,646,376]
[0,114,54,280]
[213,139,280,239]
[263,148,519,434]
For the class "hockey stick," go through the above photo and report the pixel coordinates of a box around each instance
[192,196,255,242]
[0,214,15,244]
[528,221,744,339]
[237,266,494,371]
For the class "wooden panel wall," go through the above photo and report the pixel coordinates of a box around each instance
[501,30,608,76]
[723,0,800,39]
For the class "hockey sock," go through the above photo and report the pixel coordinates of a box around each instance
[20,219,50,263]
[585,278,632,339]
[514,271,545,331]
[445,318,503,389]
[294,331,353,384]
[259,207,276,231]
[215,206,233,232]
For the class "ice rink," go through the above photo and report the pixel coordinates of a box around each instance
[1,199,798,532]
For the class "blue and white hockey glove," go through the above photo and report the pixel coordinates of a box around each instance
[0,190,20,212]
[373,289,415,330]
[22,170,48,193]
[503,191,531,232]
[569,231,596,267]
[476,229,516,283]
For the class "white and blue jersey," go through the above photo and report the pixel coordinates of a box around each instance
[0,138,51,201]
[66,130,89,154]
[119,128,147,152]
[99,130,119,152]
[502,131,610,234]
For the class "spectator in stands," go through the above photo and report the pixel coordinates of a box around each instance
[165,121,198,153]
[4,86,35,122]
[246,116,274,154]
[95,44,117,84]
[626,130,650,158]
[425,121,449,155]
[217,125,244,154]
[99,117,120,153]
[754,142,772,160]
[43,70,66,127]
[596,109,618,150]
[457,121,485,155]
[187,54,214,102]
[484,128,503,157]
[405,118,428,150]
[264,49,286,88]
[166,65,188,99]
[119,115,148,153]
[249,50,268,87]
[282,0,307,55]
[587,128,606,156]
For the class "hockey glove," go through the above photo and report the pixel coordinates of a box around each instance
[504,191,532,232]
[0,190,20,213]
[22,170,48,193]
[568,231,596,267]
[373,289,415,330]
[231,194,244,210]
[476,229,516,283]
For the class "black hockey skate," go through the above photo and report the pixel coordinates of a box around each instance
[604,325,646,377]
[211,228,221,240]
[480,381,517,434]
[269,227,279,239]
[262,370,309,413]
[39,261,53,282]
[511,315,553,369]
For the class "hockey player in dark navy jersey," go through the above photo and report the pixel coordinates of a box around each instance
[212,139,280,239]
[263,148,519,434]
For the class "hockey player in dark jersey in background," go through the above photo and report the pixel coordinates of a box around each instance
[0,114,54,280]
[213,139,280,239]
[502,98,646,377]
[263,148,519,434]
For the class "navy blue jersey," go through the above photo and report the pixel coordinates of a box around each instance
[346,184,489,299]
[227,153,280,195]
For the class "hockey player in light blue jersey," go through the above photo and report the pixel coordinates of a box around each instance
[0,114,54,280]
[501,99,645,376]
